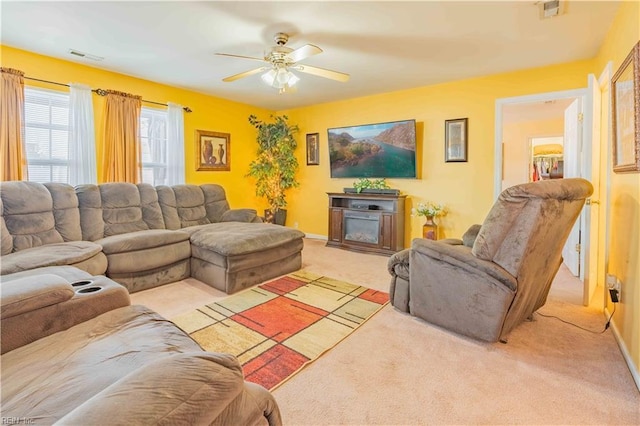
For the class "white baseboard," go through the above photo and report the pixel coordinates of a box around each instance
[303,233,328,240]
[605,307,640,393]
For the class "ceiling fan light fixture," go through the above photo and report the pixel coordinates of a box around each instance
[261,69,277,86]
[287,71,300,87]
[261,68,299,90]
[276,68,289,85]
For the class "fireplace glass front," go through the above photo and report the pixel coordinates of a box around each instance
[343,211,380,245]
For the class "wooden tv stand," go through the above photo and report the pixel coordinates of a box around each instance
[326,192,406,256]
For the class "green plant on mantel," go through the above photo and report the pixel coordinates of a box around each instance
[246,114,299,217]
[353,178,390,193]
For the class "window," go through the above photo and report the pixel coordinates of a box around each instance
[24,87,71,183]
[140,107,169,185]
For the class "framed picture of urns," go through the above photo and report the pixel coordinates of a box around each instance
[196,130,230,171]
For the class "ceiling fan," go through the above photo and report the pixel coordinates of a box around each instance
[216,33,350,93]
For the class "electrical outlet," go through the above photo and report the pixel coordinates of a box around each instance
[615,278,622,303]
[606,274,622,303]
[606,273,617,289]
[294,222,299,229]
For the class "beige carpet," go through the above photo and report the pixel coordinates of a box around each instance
[131,238,640,425]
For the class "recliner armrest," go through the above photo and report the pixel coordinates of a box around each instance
[1,274,74,319]
[411,238,517,291]
[462,224,482,247]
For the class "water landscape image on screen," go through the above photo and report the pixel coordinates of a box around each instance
[328,119,417,178]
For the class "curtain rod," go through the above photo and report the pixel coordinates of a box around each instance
[24,76,193,113]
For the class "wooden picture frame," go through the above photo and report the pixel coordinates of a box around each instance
[445,118,468,162]
[196,130,230,171]
[306,132,320,165]
[611,40,640,173]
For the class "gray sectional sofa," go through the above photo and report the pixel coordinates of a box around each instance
[1,181,305,294]
[0,180,299,425]
[1,266,282,424]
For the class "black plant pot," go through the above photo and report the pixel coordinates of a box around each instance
[264,209,287,226]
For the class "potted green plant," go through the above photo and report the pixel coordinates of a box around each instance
[247,114,299,225]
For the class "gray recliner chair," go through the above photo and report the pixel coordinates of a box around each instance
[388,178,593,342]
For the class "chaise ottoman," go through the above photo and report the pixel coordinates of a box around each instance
[189,222,305,294]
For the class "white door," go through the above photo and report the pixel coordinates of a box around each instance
[562,98,582,276]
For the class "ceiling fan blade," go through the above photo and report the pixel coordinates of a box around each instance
[293,64,350,82]
[215,53,267,63]
[222,67,267,82]
[288,44,323,63]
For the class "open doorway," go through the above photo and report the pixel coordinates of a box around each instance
[531,136,564,182]
[494,88,592,306]
[500,98,575,192]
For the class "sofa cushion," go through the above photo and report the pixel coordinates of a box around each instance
[0,305,205,424]
[1,181,64,250]
[190,222,305,256]
[172,185,210,227]
[201,184,232,222]
[44,182,83,242]
[56,353,245,425]
[0,198,13,255]
[98,229,190,255]
[100,183,150,237]
[75,184,106,241]
[99,230,192,275]
[137,183,166,229]
[1,265,94,283]
[0,241,104,275]
[0,274,74,319]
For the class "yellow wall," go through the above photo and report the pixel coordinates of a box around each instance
[0,45,272,210]
[280,60,594,242]
[594,0,640,383]
[502,118,564,190]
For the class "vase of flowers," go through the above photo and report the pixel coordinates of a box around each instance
[412,202,446,240]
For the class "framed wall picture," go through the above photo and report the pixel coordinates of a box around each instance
[306,132,320,165]
[445,118,468,162]
[611,40,640,173]
[196,130,230,171]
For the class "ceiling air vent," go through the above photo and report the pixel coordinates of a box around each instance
[68,49,104,61]
[539,0,564,19]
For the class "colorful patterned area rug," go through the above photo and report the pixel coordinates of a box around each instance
[172,270,389,391]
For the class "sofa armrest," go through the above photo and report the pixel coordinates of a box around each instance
[221,208,260,223]
[411,238,517,291]
[1,274,74,319]
[1,275,130,354]
[56,353,247,425]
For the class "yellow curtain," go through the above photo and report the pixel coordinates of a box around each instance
[102,90,142,183]
[0,67,27,181]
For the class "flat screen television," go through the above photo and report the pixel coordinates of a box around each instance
[328,119,417,178]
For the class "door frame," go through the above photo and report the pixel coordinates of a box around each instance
[494,87,592,302]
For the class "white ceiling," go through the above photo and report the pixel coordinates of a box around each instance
[1,1,620,111]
